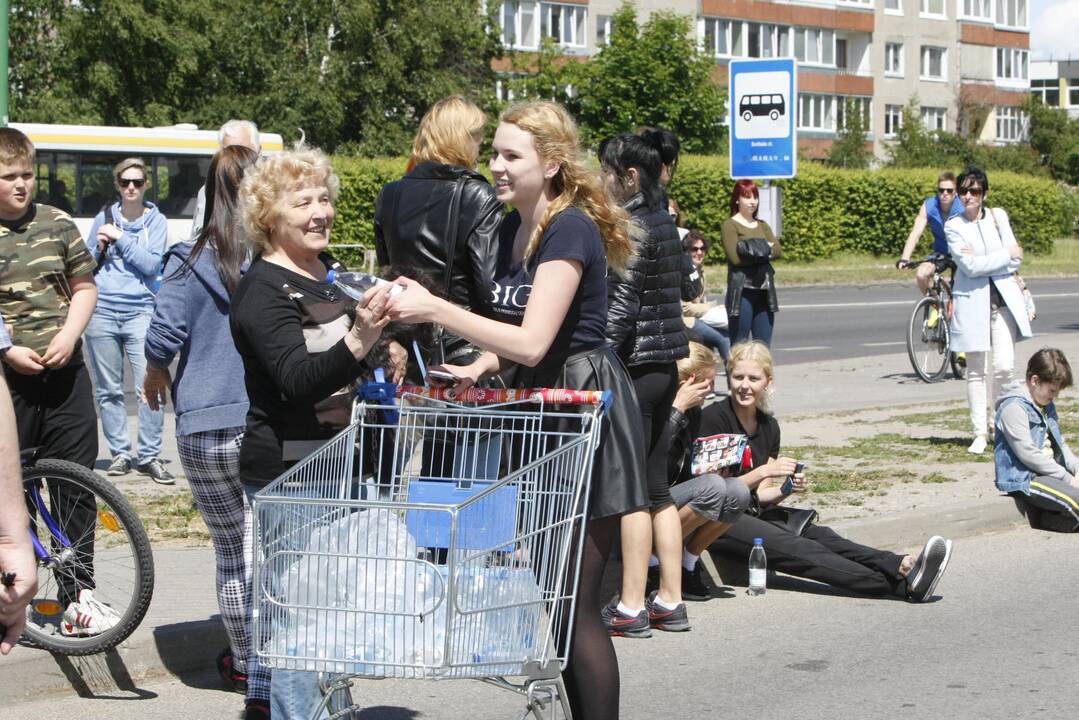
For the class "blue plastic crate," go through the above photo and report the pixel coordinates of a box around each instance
[406,478,517,551]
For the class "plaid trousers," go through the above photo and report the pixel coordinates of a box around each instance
[177,427,270,702]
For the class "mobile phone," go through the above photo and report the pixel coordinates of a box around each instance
[426,369,460,384]
[781,462,806,495]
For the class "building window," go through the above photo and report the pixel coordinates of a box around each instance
[885,104,903,137]
[885,42,904,76]
[540,2,587,48]
[703,17,731,57]
[793,27,834,66]
[920,0,946,17]
[1031,79,1060,106]
[920,46,946,80]
[995,47,1029,82]
[596,14,611,46]
[501,1,538,49]
[996,106,1027,142]
[996,0,1028,28]
[1070,80,1079,106]
[885,0,902,12]
[837,97,872,132]
[962,0,992,19]
[921,107,947,131]
[798,94,835,131]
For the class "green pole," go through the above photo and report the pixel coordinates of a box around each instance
[1,0,8,126]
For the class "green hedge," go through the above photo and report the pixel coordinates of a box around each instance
[328,154,1075,264]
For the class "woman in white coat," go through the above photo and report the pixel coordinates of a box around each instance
[945,167,1032,455]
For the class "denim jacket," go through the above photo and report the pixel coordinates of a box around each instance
[994,389,1067,494]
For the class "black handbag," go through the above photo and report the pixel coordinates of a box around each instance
[736,237,772,264]
[758,504,818,536]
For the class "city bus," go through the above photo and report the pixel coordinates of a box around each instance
[10,122,284,244]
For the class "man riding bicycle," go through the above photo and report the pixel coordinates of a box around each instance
[896,171,964,293]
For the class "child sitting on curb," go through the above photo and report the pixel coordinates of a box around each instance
[994,348,1079,532]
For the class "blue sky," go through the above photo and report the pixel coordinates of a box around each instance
[1030,0,1079,60]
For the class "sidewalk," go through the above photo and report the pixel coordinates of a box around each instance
[3,331,1076,701]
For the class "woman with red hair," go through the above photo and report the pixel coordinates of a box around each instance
[721,180,781,344]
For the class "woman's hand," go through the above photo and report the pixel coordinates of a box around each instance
[0,538,38,655]
[429,362,483,398]
[764,456,798,479]
[385,276,442,324]
[386,340,408,384]
[1009,244,1024,260]
[788,469,808,493]
[98,223,123,242]
[144,366,172,412]
[344,284,391,360]
[672,373,713,413]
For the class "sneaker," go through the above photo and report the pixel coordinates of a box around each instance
[907,536,953,603]
[217,646,248,694]
[926,306,940,329]
[646,591,691,632]
[106,456,131,476]
[645,565,660,597]
[681,562,711,602]
[61,589,122,637]
[601,600,652,638]
[967,436,987,455]
[137,458,175,485]
[244,700,271,720]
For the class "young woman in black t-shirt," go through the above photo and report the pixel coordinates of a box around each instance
[387,101,648,720]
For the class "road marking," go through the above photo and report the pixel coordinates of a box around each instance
[862,341,906,347]
[779,345,830,352]
[784,292,1079,310]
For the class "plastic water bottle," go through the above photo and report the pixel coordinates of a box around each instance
[747,537,767,596]
[325,269,403,300]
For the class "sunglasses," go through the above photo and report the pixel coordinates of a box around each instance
[958,186,983,197]
[118,177,146,188]
[690,245,706,253]
[937,187,955,194]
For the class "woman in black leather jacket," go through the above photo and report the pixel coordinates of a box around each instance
[374,96,503,367]
[599,132,692,637]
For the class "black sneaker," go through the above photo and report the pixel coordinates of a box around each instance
[601,600,652,638]
[137,458,175,485]
[681,562,711,602]
[645,565,660,597]
[106,456,131,476]
[646,591,691,632]
[244,700,271,720]
[907,536,953,603]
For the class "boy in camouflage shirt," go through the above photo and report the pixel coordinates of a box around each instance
[0,127,119,636]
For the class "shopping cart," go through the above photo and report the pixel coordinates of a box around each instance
[252,382,612,720]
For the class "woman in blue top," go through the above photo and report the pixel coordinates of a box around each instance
[388,101,648,720]
[84,157,172,482]
[142,146,270,712]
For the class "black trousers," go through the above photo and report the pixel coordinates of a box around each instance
[710,513,907,597]
[6,357,100,605]
[628,362,678,510]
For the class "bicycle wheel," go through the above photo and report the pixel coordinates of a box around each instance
[21,459,155,655]
[906,296,950,383]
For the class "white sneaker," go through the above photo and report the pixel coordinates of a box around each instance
[967,436,987,455]
[61,589,121,637]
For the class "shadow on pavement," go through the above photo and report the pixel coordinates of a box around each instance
[153,614,229,689]
[51,648,159,700]
[357,707,421,719]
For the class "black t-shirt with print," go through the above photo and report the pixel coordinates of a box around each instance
[696,395,781,476]
[489,208,608,356]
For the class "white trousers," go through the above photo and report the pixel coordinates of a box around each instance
[965,306,1018,437]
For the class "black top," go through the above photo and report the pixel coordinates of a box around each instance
[229,253,367,486]
[489,208,608,358]
[696,396,781,477]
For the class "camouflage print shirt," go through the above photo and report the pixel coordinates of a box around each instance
[0,204,96,355]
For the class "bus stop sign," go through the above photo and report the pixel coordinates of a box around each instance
[729,58,797,179]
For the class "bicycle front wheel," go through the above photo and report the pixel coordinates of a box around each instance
[906,296,951,383]
[21,460,155,655]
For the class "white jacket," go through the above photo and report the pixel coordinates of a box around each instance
[945,207,1032,353]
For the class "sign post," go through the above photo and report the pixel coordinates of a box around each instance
[729,57,797,180]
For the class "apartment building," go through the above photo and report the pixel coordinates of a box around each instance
[1031,59,1079,120]
[494,1,1031,159]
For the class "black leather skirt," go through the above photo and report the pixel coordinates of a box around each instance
[514,343,649,519]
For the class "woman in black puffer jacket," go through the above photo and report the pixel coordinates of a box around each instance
[599,132,692,636]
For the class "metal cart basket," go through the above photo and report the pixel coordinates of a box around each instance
[252,383,611,720]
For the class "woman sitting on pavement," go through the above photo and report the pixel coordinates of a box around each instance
[143,146,266,709]
[659,342,750,600]
[704,341,954,602]
[994,348,1079,531]
[681,230,730,363]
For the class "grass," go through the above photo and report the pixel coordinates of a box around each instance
[700,236,1079,287]
[130,494,210,544]
[921,472,958,484]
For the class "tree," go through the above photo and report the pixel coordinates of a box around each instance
[828,99,870,169]
[1024,97,1079,185]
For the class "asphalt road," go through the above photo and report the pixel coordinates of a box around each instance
[767,277,1078,366]
[14,525,1076,720]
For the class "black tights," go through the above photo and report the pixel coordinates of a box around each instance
[562,514,619,720]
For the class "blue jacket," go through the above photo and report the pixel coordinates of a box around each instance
[994,385,1072,494]
[924,195,963,255]
[144,243,249,436]
[87,201,169,312]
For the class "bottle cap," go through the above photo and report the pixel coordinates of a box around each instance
[753,537,763,545]
[325,269,338,284]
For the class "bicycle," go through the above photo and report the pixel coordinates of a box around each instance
[901,255,965,383]
[19,447,155,655]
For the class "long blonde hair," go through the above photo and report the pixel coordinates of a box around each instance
[407,96,486,172]
[499,101,632,273]
[727,340,775,413]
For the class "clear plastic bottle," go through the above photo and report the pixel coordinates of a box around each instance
[747,537,767,596]
[325,269,403,300]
